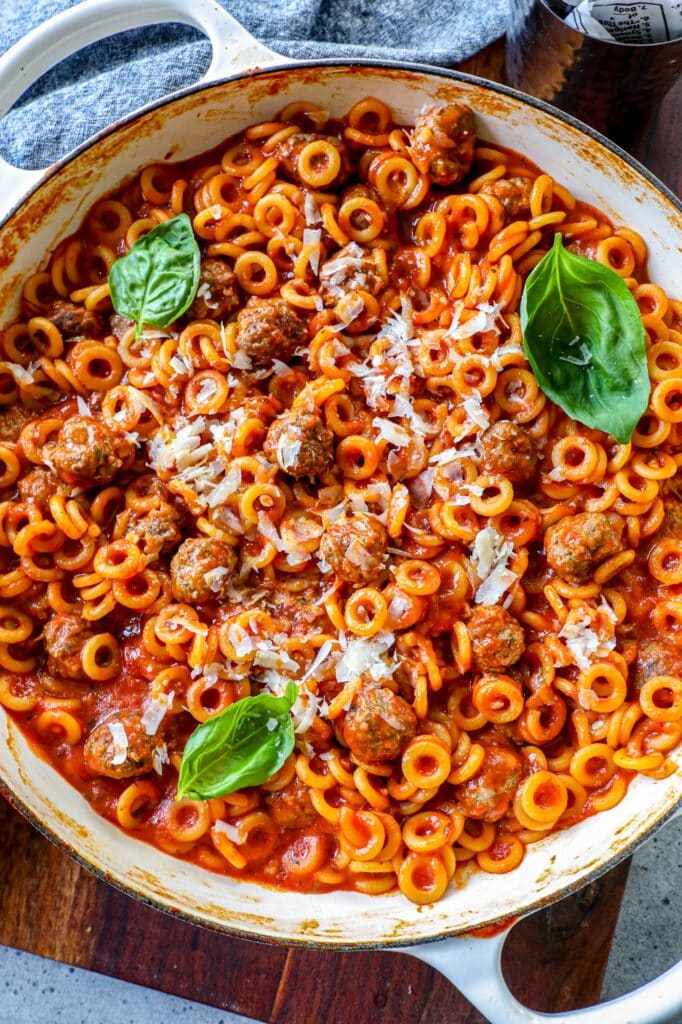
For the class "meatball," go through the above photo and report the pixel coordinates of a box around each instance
[631,640,682,697]
[545,512,625,584]
[17,467,63,507]
[0,403,34,442]
[656,500,682,540]
[343,684,417,763]
[170,537,237,603]
[264,775,316,829]
[408,102,475,186]
[24,585,52,623]
[454,742,523,822]
[53,416,122,486]
[117,504,184,556]
[273,132,351,189]
[480,176,533,221]
[48,299,106,339]
[318,243,383,306]
[468,606,525,672]
[43,613,93,680]
[84,710,155,779]
[234,297,307,368]
[188,258,241,322]
[480,420,538,484]
[263,409,334,478]
[319,513,388,584]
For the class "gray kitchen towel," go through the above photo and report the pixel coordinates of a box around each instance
[1,0,509,169]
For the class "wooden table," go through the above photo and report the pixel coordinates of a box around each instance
[0,37,680,1024]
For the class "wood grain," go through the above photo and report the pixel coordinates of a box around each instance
[0,796,630,1023]
[0,34,679,1024]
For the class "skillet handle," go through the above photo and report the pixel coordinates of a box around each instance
[0,0,283,210]
[402,929,682,1024]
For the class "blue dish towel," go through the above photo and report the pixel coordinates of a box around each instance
[1,0,509,169]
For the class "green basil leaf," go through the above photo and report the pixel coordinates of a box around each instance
[520,234,648,443]
[177,680,298,800]
[108,213,200,337]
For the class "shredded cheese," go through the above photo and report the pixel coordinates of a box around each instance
[471,525,517,606]
[108,721,128,765]
[141,691,175,736]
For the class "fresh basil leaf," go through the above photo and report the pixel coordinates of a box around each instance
[177,680,298,800]
[108,213,200,338]
[520,234,648,444]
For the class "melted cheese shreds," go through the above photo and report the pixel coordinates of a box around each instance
[471,525,517,606]
[214,819,243,844]
[2,361,35,387]
[205,566,230,593]
[141,690,175,736]
[108,721,129,765]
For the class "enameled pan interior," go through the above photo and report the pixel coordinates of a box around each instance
[0,63,680,947]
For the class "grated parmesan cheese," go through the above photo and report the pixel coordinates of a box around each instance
[471,525,517,606]
[230,349,253,371]
[461,391,490,431]
[205,566,230,593]
[152,742,170,775]
[372,417,410,448]
[141,690,175,736]
[108,721,129,765]
[277,433,302,471]
[304,192,322,226]
[301,639,335,682]
[559,606,616,672]
[214,819,243,844]
[302,228,322,275]
[445,300,506,342]
[335,631,396,683]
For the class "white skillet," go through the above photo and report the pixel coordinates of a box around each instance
[0,3,680,1021]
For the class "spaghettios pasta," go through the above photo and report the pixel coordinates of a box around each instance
[0,97,680,906]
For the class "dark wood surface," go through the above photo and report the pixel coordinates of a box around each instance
[1,36,679,1024]
[0,796,631,1022]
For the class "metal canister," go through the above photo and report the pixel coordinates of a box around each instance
[506,0,682,141]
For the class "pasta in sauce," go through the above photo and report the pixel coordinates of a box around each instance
[0,97,680,905]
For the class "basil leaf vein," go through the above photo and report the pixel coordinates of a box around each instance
[520,234,649,443]
[177,680,298,800]
[108,213,200,337]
